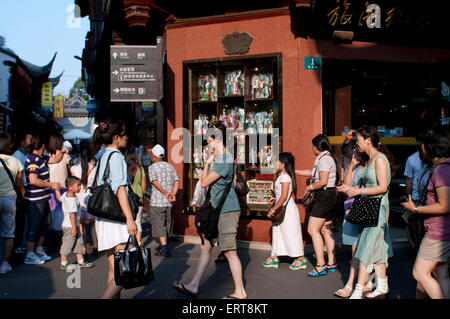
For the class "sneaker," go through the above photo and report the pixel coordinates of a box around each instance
[60,263,72,270]
[77,261,94,268]
[15,247,27,254]
[24,253,45,265]
[0,263,12,274]
[36,251,52,261]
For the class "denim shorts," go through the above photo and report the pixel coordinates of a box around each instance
[26,201,50,242]
[0,195,17,239]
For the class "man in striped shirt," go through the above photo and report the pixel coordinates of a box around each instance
[24,134,65,265]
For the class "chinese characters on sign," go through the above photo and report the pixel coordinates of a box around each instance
[327,0,395,29]
[110,45,161,102]
[41,82,52,110]
[53,95,64,120]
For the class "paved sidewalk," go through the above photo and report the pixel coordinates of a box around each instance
[0,223,418,299]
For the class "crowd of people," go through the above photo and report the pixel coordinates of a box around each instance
[0,121,448,300]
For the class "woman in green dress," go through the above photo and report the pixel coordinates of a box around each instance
[338,125,394,299]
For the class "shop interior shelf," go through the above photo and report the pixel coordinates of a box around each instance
[245,98,273,102]
[218,95,245,99]
[192,100,217,104]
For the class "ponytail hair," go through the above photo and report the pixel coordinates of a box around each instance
[356,125,396,177]
[90,119,126,155]
[278,152,297,198]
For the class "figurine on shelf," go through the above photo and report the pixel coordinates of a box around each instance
[238,108,245,130]
[202,145,209,165]
[224,70,244,96]
[266,146,273,168]
[194,115,203,135]
[209,114,218,128]
[237,144,245,164]
[198,74,217,101]
[211,76,217,101]
[259,148,266,168]
[250,147,257,168]
[202,115,209,135]
[193,146,202,164]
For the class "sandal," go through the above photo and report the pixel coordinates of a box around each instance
[325,262,338,273]
[173,283,198,298]
[289,257,307,270]
[334,285,353,298]
[263,256,279,268]
[308,264,327,277]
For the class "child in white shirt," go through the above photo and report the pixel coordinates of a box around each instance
[55,176,93,269]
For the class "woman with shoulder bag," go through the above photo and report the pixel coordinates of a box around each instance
[90,120,137,299]
[295,134,339,277]
[401,126,450,299]
[265,152,306,270]
[338,125,394,299]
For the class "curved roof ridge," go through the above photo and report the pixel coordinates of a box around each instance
[17,52,57,77]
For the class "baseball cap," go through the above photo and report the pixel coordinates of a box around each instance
[152,144,165,158]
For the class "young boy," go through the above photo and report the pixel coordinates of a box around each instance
[55,176,93,269]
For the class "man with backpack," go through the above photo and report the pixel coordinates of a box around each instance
[0,133,25,274]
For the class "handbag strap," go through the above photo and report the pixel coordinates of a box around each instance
[0,157,17,195]
[92,151,120,188]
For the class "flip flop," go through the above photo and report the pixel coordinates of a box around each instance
[173,283,198,298]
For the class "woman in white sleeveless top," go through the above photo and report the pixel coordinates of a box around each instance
[264,152,306,270]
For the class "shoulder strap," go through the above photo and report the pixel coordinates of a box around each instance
[215,164,235,212]
[92,151,119,187]
[0,157,16,194]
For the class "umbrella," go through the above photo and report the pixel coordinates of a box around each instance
[63,129,92,141]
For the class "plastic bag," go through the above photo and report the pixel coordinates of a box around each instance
[192,180,208,207]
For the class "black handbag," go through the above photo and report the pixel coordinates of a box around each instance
[346,193,382,227]
[270,191,292,226]
[114,235,154,289]
[301,164,319,211]
[88,151,138,223]
[195,175,233,246]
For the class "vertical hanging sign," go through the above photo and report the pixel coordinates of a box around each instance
[42,82,53,110]
[53,95,64,120]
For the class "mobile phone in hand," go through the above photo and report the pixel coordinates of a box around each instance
[399,195,409,203]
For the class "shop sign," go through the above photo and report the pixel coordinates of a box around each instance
[53,95,64,120]
[41,82,53,110]
[222,31,253,55]
[324,0,394,29]
[304,57,322,70]
[110,45,161,102]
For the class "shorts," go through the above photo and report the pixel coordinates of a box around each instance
[26,201,50,243]
[0,195,17,239]
[310,188,337,221]
[212,210,241,252]
[60,227,84,256]
[150,206,172,238]
[417,237,450,263]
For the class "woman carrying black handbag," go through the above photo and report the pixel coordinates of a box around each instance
[89,120,138,299]
[338,125,395,299]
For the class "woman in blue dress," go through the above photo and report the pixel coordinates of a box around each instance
[90,120,137,299]
[338,125,394,299]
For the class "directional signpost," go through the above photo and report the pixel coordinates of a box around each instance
[110,45,161,102]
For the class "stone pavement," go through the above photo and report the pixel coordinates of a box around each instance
[0,221,419,299]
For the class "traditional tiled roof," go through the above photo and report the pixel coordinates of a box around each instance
[16,52,57,78]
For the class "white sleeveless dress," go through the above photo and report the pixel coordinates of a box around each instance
[271,171,304,257]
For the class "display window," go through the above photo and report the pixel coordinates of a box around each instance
[183,55,282,218]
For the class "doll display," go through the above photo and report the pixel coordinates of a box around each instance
[224,70,244,96]
[193,145,203,164]
[198,74,217,101]
[194,115,203,135]
[245,111,274,134]
[249,147,257,168]
[201,115,209,134]
[250,73,273,99]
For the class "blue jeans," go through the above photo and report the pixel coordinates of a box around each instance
[26,201,50,243]
[0,195,17,239]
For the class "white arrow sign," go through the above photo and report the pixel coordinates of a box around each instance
[112,52,118,59]
[112,70,119,75]
[113,88,120,94]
